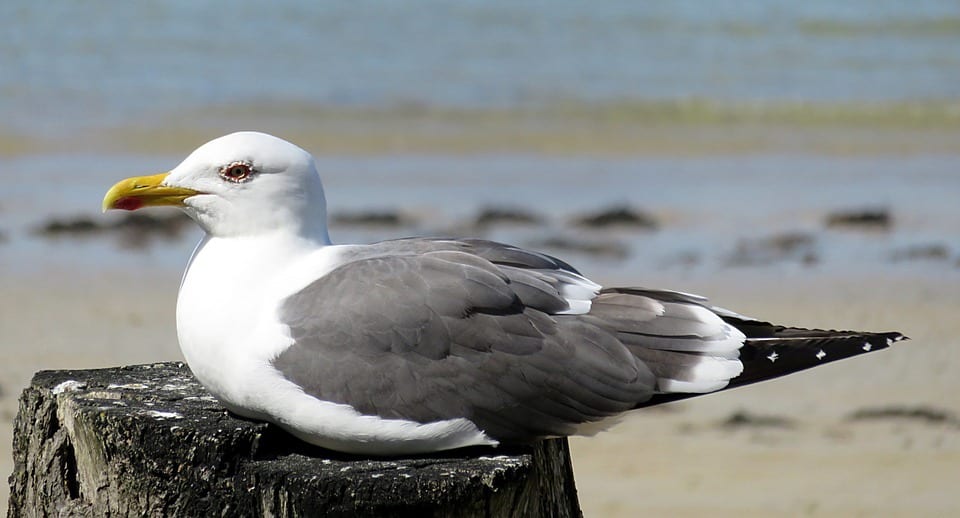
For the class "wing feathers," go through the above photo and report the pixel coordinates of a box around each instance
[275,242,652,442]
[273,238,900,443]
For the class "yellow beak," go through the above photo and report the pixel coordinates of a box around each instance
[102,172,200,212]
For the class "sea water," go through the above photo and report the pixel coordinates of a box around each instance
[1,1,958,278]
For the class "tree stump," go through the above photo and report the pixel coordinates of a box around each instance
[8,362,582,517]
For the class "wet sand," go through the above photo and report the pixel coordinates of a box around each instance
[571,272,960,517]
[2,269,957,515]
[0,272,181,512]
[6,115,960,159]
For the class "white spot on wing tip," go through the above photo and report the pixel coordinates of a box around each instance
[767,351,779,363]
[815,350,826,360]
[862,342,872,352]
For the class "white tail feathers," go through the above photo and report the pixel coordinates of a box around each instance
[589,287,749,394]
[656,354,744,393]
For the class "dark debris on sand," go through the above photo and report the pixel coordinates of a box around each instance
[573,205,658,230]
[36,217,100,235]
[330,210,413,227]
[825,208,892,231]
[33,212,193,250]
[473,206,544,227]
[847,406,960,427]
[720,410,796,430]
[658,250,701,270]
[890,243,951,263]
[532,236,630,259]
[727,232,818,267]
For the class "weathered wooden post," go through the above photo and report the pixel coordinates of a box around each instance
[8,362,582,517]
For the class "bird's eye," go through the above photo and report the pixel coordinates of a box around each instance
[219,161,255,183]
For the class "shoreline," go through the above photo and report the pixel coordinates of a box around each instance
[3,110,959,158]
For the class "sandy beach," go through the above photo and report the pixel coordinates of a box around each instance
[3,121,958,516]
[570,271,960,517]
[2,267,957,516]
[4,3,959,514]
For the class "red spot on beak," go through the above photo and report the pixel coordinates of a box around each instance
[113,197,145,211]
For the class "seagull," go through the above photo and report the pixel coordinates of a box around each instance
[103,131,905,455]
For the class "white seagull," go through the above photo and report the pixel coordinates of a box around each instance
[103,131,905,455]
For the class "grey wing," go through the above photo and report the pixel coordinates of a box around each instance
[272,249,655,442]
[272,239,893,443]
[342,237,601,314]
[358,237,583,273]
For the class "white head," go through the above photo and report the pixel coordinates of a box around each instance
[103,132,331,243]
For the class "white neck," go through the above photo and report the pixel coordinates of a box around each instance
[176,231,339,403]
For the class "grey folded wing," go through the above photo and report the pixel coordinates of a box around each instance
[272,247,655,442]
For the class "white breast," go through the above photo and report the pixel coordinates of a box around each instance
[176,234,339,408]
[176,235,498,455]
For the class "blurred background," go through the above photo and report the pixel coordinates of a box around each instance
[1,1,958,515]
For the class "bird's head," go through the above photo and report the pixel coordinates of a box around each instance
[103,132,330,242]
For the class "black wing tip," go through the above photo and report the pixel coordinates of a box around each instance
[887,332,909,343]
[860,331,908,351]
[633,330,907,411]
[732,329,906,388]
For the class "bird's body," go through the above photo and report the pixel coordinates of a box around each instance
[103,132,905,455]
[178,234,502,454]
